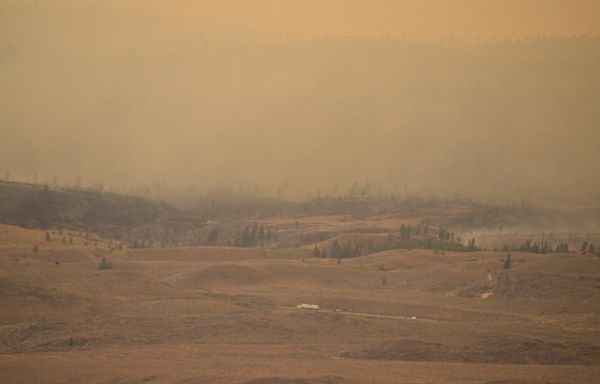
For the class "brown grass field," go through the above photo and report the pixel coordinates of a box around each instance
[1,223,600,383]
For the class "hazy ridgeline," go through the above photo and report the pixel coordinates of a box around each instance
[1,4,599,205]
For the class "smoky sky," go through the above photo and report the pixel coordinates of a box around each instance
[1,1,600,204]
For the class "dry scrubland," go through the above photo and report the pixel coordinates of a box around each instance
[1,219,600,384]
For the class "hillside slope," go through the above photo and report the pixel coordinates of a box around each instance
[0,181,204,244]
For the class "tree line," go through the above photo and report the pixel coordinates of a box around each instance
[501,240,599,256]
[312,224,479,261]
[227,222,275,247]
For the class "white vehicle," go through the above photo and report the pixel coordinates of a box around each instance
[296,303,320,310]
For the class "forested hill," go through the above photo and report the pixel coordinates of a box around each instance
[0,180,205,244]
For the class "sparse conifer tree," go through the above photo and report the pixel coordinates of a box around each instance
[330,240,339,260]
[207,227,219,246]
[98,257,112,270]
[312,245,321,258]
[581,241,589,254]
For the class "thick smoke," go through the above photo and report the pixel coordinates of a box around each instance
[1,1,599,204]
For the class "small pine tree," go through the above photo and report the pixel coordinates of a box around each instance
[33,245,39,253]
[503,253,512,269]
[312,245,321,258]
[581,241,589,254]
[45,231,51,242]
[98,257,112,270]
[68,336,74,347]
[207,228,219,246]
[330,240,339,260]
[463,238,478,252]
[242,226,251,247]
